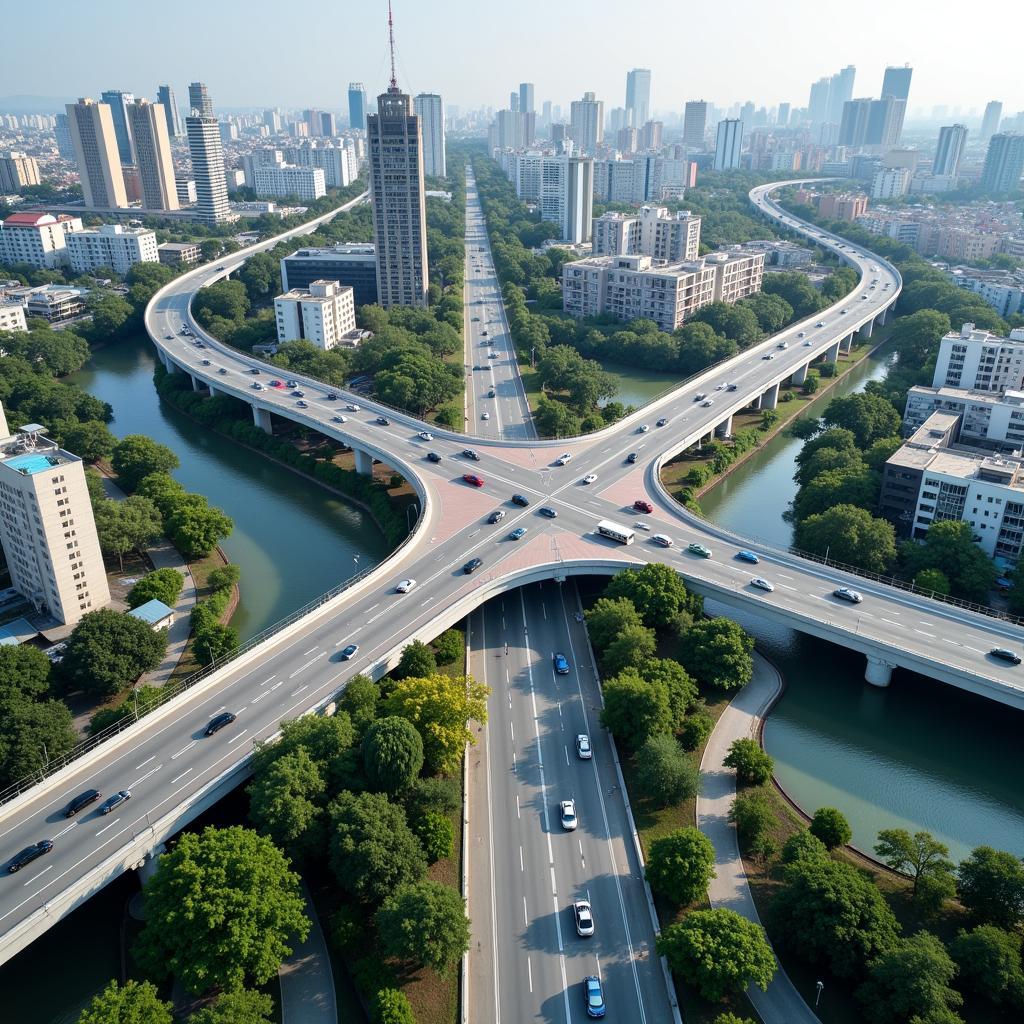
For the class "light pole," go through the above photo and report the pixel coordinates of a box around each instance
[406,502,419,533]
[815,981,824,1007]
[352,554,360,578]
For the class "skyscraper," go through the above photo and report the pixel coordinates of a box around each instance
[54,113,75,159]
[808,77,832,123]
[100,90,135,164]
[881,65,912,142]
[839,98,873,148]
[66,98,128,209]
[980,134,1024,194]
[777,102,791,127]
[714,119,743,171]
[414,93,446,178]
[510,92,519,113]
[933,125,967,177]
[981,101,1003,143]
[348,83,367,130]
[683,100,708,147]
[625,69,651,128]
[186,102,229,223]
[519,83,535,116]
[156,85,181,138]
[128,99,179,210]
[828,65,856,125]
[570,92,603,154]
[188,82,214,118]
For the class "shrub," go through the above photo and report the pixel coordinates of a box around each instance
[809,806,852,850]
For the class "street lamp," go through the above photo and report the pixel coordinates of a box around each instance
[815,981,824,1007]
[406,502,419,533]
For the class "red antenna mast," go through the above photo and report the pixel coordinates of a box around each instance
[387,0,397,90]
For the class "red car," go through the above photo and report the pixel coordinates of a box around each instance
[463,473,485,487]
[633,499,654,513]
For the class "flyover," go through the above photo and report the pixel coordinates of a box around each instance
[1,177,1022,977]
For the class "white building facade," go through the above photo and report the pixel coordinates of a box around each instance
[65,223,159,275]
[932,322,1024,393]
[274,280,357,350]
[251,162,326,200]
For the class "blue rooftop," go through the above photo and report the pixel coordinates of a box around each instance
[4,452,62,475]
[129,599,174,624]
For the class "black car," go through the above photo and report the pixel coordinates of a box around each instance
[488,510,506,524]
[462,449,481,461]
[656,417,668,426]
[990,647,1022,665]
[427,451,442,463]
[538,506,558,518]
[511,494,530,507]
[463,557,483,574]
[64,788,101,818]
[376,416,390,426]
[8,840,53,873]
[204,711,237,736]
[326,393,338,400]
[627,452,639,463]
[99,790,131,815]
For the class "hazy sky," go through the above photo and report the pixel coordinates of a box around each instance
[5,0,1020,117]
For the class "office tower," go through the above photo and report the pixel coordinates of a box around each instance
[808,77,832,123]
[0,152,41,192]
[128,99,179,211]
[683,100,708,147]
[625,69,652,128]
[188,82,213,117]
[318,112,335,137]
[828,65,856,125]
[519,83,534,116]
[508,92,519,113]
[881,65,912,142]
[541,100,552,129]
[264,109,282,132]
[367,81,429,307]
[0,414,110,627]
[570,92,603,154]
[933,125,967,177]
[777,102,791,127]
[980,134,1024,194]
[156,85,181,138]
[66,98,128,209]
[413,93,446,177]
[739,101,755,131]
[868,98,906,147]
[281,243,378,305]
[186,108,230,223]
[713,119,743,170]
[981,101,1003,142]
[54,113,75,159]
[616,127,636,154]
[100,90,135,164]
[638,121,662,151]
[839,97,873,147]
[348,83,367,130]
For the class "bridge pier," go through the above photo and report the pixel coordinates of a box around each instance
[791,363,809,385]
[252,405,273,434]
[190,374,203,392]
[825,340,841,363]
[354,448,374,476]
[761,382,780,410]
[859,318,874,340]
[865,656,894,688]
[135,844,166,884]
[840,333,853,354]
[878,305,888,326]
[715,414,733,438]
[162,353,183,374]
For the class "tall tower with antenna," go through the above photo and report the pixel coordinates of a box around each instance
[367,0,429,307]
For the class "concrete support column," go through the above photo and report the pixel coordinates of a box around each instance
[190,374,202,392]
[135,844,166,884]
[714,415,733,438]
[825,340,841,363]
[354,448,374,476]
[761,382,780,410]
[791,363,809,385]
[750,393,762,410]
[164,354,182,374]
[878,305,889,326]
[841,333,853,354]
[252,405,273,434]
[860,318,874,340]
[865,656,894,688]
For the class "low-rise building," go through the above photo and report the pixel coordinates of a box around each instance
[274,280,357,350]
[903,385,1024,450]
[250,162,326,201]
[945,267,1024,320]
[0,212,82,269]
[0,302,27,333]
[280,243,378,306]
[65,223,159,275]
[19,284,88,323]
[816,192,869,221]
[871,167,911,200]
[932,322,1024,393]
[157,241,202,267]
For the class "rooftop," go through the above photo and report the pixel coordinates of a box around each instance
[129,599,174,625]
[2,450,71,475]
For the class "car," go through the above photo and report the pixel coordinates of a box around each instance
[205,711,236,736]
[488,509,507,524]
[292,389,305,397]
[346,403,360,411]
[488,388,495,398]
[694,393,706,402]
[331,414,347,423]
[555,453,573,465]
[559,799,578,831]
[715,383,726,391]
[797,331,806,337]
[463,473,485,487]
[762,353,776,360]
[538,506,558,518]
[396,579,417,593]
[418,431,433,441]
[805,338,814,345]
[511,493,530,506]
[862,294,870,300]
[727,383,738,391]
[750,577,775,593]
[576,734,592,759]
[249,367,260,375]
[202,358,211,366]
[553,652,570,675]
[471,316,480,321]
[989,647,1022,665]
[218,367,228,375]
[463,557,483,574]
[509,527,527,540]
[376,416,390,426]
[427,451,441,462]
[701,399,713,407]
[627,452,639,463]
[482,329,488,336]
[574,900,595,937]
[487,352,498,359]
[473,364,483,371]
[833,587,863,604]
[296,400,308,408]
[481,412,490,420]
[637,424,650,433]
[250,382,264,390]
[840,308,848,314]
[815,321,826,328]
[462,449,481,461]
[737,550,760,564]
[581,473,598,485]
[340,643,359,660]
[99,790,131,815]
[165,334,173,340]
[64,788,101,818]
[584,975,606,1018]
[656,417,668,426]
[269,379,282,387]
[778,341,788,349]
[8,840,53,874]
[633,499,654,513]
[286,380,298,388]
[194,341,204,348]
[634,521,651,531]
[652,533,674,548]
[687,542,712,558]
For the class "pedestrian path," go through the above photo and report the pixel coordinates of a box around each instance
[279,882,337,1024]
[697,652,822,1024]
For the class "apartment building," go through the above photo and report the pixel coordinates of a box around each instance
[0,302,27,333]
[0,152,41,193]
[0,212,82,269]
[251,162,326,200]
[413,93,446,178]
[503,153,593,244]
[65,223,159,275]
[127,98,179,211]
[66,98,128,209]
[870,167,911,199]
[280,243,378,306]
[157,241,202,266]
[932,322,1024,393]
[816,192,869,221]
[274,280,357,350]
[903,385,1024,450]
[946,267,1024,320]
[591,212,641,256]
[185,113,230,224]
[591,206,702,262]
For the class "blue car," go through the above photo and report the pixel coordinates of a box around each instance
[553,653,570,675]
[737,550,760,564]
[584,975,606,1018]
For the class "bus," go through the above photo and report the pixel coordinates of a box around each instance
[596,520,635,545]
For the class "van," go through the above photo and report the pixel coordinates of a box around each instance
[652,534,674,548]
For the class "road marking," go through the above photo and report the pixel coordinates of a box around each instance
[23,866,52,886]
[270,681,283,692]
[520,845,524,872]
[365,603,379,613]
[170,768,192,784]
[290,685,308,697]
[565,746,570,766]
[367,611,385,624]
[776,583,797,591]
[288,655,319,679]
[420,596,433,607]
[522,897,528,926]
[510,721,515,744]
[134,756,154,770]
[171,741,196,759]
[228,729,249,745]
[95,817,120,836]
[882,617,901,626]
[915,629,936,638]
[527,956,532,993]
[127,765,162,790]
[516,794,520,818]
[302,646,319,656]
[52,821,77,840]
[250,690,269,703]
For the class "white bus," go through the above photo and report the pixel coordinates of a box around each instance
[596,520,635,545]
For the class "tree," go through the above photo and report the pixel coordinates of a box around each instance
[328,790,427,905]
[889,309,951,369]
[605,563,697,630]
[93,494,164,571]
[135,825,309,993]
[792,465,879,522]
[602,622,658,673]
[188,989,275,1024]
[950,924,1024,1004]
[914,568,951,596]
[957,846,1024,929]
[393,639,437,680]
[712,1015,757,1024]
[585,597,644,650]
[634,734,699,807]
[600,669,672,749]
[681,617,754,691]
[723,738,774,785]
[770,857,900,979]
[127,568,183,610]
[873,829,956,904]
[729,790,776,858]
[679,709,714,751]
[0,692,77,787]
[382,673,489,776]
[87,292,134,339]
[377,880,470,975]
[781,829,829,865]
[642,658,698,729]
[111,434,179,490]
[794,504,897,574]
[534,396,582,438]
[76,979,173,1024]
[646,827,715,906]
[56,419,116,462]
[809,806,852,850]
[857,932,963,1024]
[823,393,903,448]
[248,748,326,861]
[657,909,776,1003]
[165,493,234,558]
[252,713,355,783]
[371,989,416,1024]
[900,520,997,603]
[433,628,464,665]
[0,645,51,699]
[338,676,380,736]
[363,716,424,795]
[57,609,167,698]
[412,809,454,863]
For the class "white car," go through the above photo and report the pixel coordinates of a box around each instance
[637,424,650,433]
[573,900,595,937]
[634,521,651,531]
[778,341,788,349]
[555,453,572,465]
[750,577,775,593]
[417,431,433,441]
[576,734,592,759]
[396,579,417,594]
[481,412,490,420]
[804,339,814,346]
[560,799,578,831]
[332,415,347,423]
[346,403,360,412]
[582,474,597,485]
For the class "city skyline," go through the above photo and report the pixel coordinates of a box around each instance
[3,0,1020,116]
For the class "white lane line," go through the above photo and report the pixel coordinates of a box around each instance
[250,690,269,703]
[52,821,77,840]
[522,896,528,926]
[776,583,797,591]
[95,817,120,837]
[527,956,533,993]
[170,768,192,785]
[302,646,319,656]
[516,794,520,818]
[509,721,515,743]
[882,617,901,626]
[365,603,379,613]
[23,865,52,887]
[520,845,524,872]
[565,746,570,766]
[915,629,936,638]
[171,741,196,759]
[134,756,154,770]
[270,681,283,692]
[334,630,361,646]
[420,596,434,607]
[367,611,385,624]
[261,676,275,686]
[287,655,319,679]
[290,685,308,697]
[228,729,249,746]
[127,765,162,790]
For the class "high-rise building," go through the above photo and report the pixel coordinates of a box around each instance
[625,69,651,128]
[367,84,429,307]
[0,413,110,627]
[980,134,1024,194]
[66,98,128,209]
[0,152,40,192]
[413,93,446,178]
[156,85,181,138]
[981,101,1003,143]
[348,83,367,130]
[264,109,282,133]
[777,102,791,127]
[54,113,75,159]
[839,97,873,147]
[186,108,230,223]
[541,100,552,129]
[933,125,967,177]
[808,77,832,123]
[128,99,179,211]
[638,121,662,151]
[714,119,743,170]
[519,83,535,116]
[0,212,81,269]
[828,65,856,125]
[683,100,708,147]
[509,91,519,113]
[100,90,135,164]
[881,65,912,142]
[320,112,337,137]
[188,82,213,117]
[570,92,603,154]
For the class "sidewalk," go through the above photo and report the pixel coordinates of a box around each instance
[278,882,336,1024]
[697,652,822,1024]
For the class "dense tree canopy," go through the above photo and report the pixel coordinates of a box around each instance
[376,880,470,975]
[646,827,716,906]
[76,980,173,1024]
[680,617,754,691]
[111,434,180,490]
